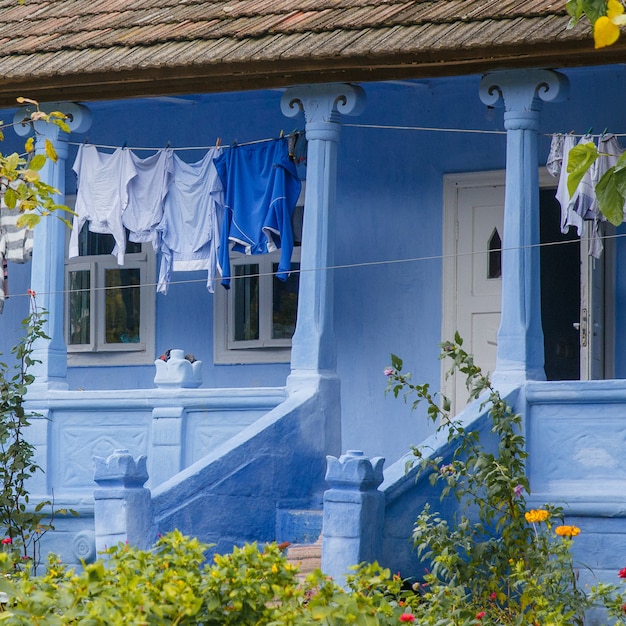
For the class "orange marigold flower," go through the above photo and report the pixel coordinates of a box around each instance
[525,509,549,523]
[555,524,581,537]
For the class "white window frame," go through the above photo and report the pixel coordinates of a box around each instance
[214,184,304,365]
[213,248,300,364]
[64,197,156,366]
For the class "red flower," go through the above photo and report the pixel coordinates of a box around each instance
[476,611,486,620]
[619,567,626,579]
[1,537,11,545]
[399,614,415,623]
[489,592,497,600]
[622,603,626,613]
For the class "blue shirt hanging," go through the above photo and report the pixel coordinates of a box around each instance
[215,137,302,288]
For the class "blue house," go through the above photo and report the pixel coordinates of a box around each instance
[0,0,625,588]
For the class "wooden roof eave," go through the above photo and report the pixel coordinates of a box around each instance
[0,39,619,107]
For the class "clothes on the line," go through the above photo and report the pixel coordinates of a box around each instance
[550,132,625,258]
[123,148,174,247]
[71,137,302,293]
[215,137,302,289]
[70,145,136,265]
[156,149,223,294]
[0,203,33,313]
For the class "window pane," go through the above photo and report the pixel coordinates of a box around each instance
[68,270,91,345]
[272,262,299,339]
[234,264,259,341]
[78,223,141,256]
[487,228,502,279]
[105,268,141,344]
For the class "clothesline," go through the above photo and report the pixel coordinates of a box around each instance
[65,132,300,153]
[8,231,624,302]
[59,125,626,152]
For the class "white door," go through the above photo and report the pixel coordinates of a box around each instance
[442,174,504,411]
[442,171,610,414]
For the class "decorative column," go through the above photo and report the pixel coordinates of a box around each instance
[281,84,365,374]
[321,450,385,587]
[93,449,153,552]
[479,70,568,384]
[14,103,92,390]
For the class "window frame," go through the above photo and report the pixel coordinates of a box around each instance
[64,197,156,367]
[213,184,304,365]
[213,247,300,364]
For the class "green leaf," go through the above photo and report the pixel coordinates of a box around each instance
[28,154,46,171]
[3,188,16,209]
[16,212,41,229]
[596,168,625,226]
[566,142,598,198]
[45,138,58,163]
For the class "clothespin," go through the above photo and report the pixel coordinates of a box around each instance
[279,129,284,138]
[122,140,127,149]
[587,126,593,135]
[216,137,221,148]
[165,140,171,148]
[602,128,608,137]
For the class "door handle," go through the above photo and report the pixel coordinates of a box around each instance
[576,308,588,347]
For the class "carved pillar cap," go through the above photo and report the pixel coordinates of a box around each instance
[479,70,569,130]
[94,449,148,488]
[281,83,365,140]
[325,450,385,491]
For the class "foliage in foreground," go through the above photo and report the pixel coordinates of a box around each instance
[0,531,420,625]
[566,0,626,49]
[385,334,626,625]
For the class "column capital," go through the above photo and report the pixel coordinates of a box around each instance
[479,70,569,130]
[281,83,365,140]
[13,102,92,139]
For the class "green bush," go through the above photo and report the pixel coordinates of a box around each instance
[385,334,626,625]
[0,531,420,625]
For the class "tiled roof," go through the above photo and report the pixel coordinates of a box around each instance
[0,0,616,105]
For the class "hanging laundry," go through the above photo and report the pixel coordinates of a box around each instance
[155,148,224,294]
[0,204,33,313]
[555,134,587,238]
[546,133,565,178]
[70,144,137,265]
[215,137,302,289]
[552,132,625,259]
[123,148,174,248]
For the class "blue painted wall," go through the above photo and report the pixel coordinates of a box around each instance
[1,65,626,469]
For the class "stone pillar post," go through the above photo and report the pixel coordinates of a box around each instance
[281,84,365,374]
[93,449,153,553]
[150,407,186,487]
[321,450,385,587]
[14,103,92,390]
[479,70,569,384]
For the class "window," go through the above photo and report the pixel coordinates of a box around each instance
[214,189,303,364]
[65,215,156,366]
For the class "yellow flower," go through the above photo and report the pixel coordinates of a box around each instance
[594,1,626,49]
[608,0,625,20]
[524,509,549,523]
[555,525,581,538]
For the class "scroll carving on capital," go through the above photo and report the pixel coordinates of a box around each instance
[281,83,366,126]
[479,70,569,113]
